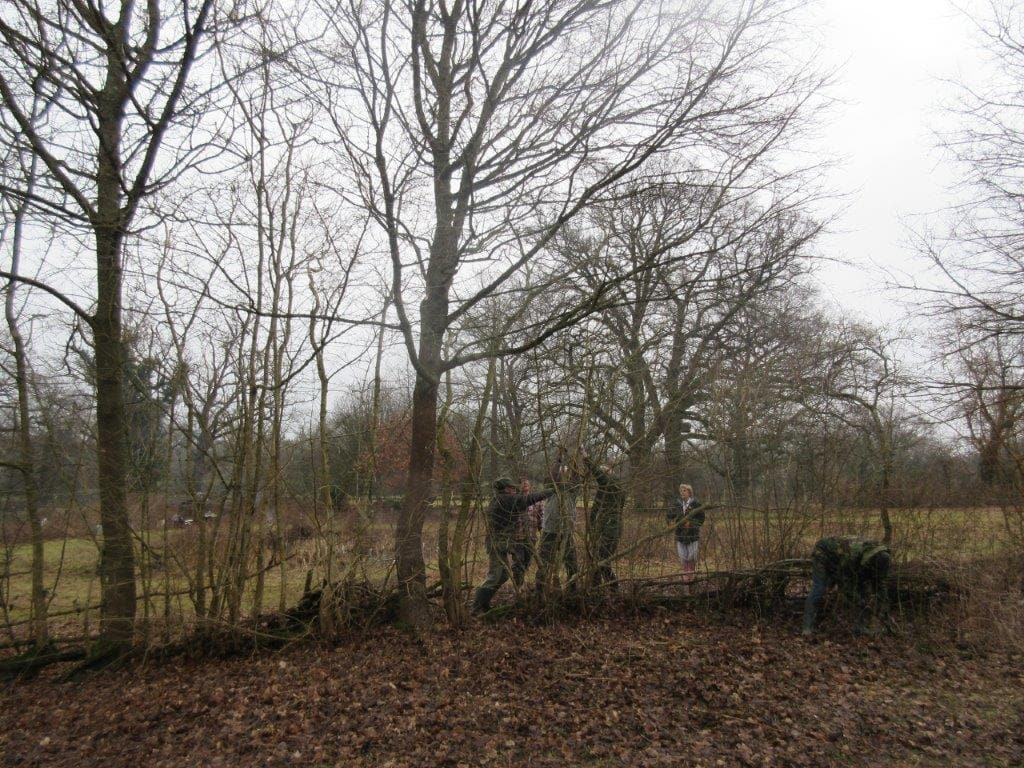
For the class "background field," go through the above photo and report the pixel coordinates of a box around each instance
[3,500,1019,649]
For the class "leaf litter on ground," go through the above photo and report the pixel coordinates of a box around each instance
[1,608,1022,768]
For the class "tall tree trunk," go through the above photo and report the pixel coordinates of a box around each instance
[396,368,438,627]
[187,408,209,618]
[435,366,456,624]
[93,47,136,646]
[94,223,136,647]
[309,292,335,591]
[395,297,446,627]
[663,408,685,501]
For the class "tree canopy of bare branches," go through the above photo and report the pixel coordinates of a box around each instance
[307,0,823,625]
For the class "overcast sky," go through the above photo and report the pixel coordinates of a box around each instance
[801,0,989,323]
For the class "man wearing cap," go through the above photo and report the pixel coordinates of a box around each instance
[472,477,555,613]
[802,535,892,636]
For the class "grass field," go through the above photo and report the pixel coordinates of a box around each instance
[1,502,1019,643]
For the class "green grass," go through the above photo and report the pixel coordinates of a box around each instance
[0,504,1019,640]
[2,537,101,624]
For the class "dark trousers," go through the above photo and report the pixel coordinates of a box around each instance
[803,566,889,632]
[472,534,530,612]
[589,530,621,588]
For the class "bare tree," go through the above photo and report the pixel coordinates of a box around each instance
[0,0,220,650]
[701,286,825,505]
[529,179,819,510]
[915,2,1024,353]
[912,2,1024,515]
[940,320,1024,489]
[805,324,917,544]
[311,0,820,624]
[145,8,369,624]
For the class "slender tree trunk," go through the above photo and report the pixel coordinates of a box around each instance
[435,366,456,624]
[440,356,494,625]
[309,292,335,594]
[489,367,500,479]
[878,426,894,546]
[366,297,390,507]
[270,295,291,614]
[160,395,174,643]
[5,165,47,648]
[189,409,213,619]
[222,338,256,623]
[664,409,684,498]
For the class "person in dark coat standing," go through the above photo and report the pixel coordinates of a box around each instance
[583,456,625,588]
[667,483,704,582]
[472,478,554,613]
[802,536,891,636]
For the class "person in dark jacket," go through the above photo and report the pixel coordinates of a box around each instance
[472,477,555,613]
[802,535,891,636]
[667,483,704,582]
[583,456,625,588]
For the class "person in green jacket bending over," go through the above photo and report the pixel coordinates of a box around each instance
[802,535,892,636]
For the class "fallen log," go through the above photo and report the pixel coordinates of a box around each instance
[0,643,88,680]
